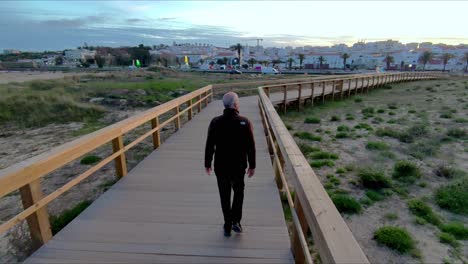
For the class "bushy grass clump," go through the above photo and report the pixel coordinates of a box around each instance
[354,97,363,103]
[310,151,339,160]
[362,107,375,115]
[439,232,460,248]
[435,177,468,215]
[377,109,385,113]
[298,143,320,155]
[387,103,398,109]
[310,160,335,168]
[407,199,442,227]
[80,155,102,165]
[294,131,322,141]
[434,164,465,179]
[358,168,392,189]
[447,128,467,139]
[375,127,399,138]
[50,201,91,235]
[330,115,340,121]
[366,141,389,151]
[398,123,430,143]
[337,125,350,132]
[384,213,399,220]
[331,194,362,214]
[336,132,350,138]
[336,168,346,174]
[392,161,421,183]
[374,226,415,254]
[366,190,385,202]
[304,116,321,124]
[441,222,468,240]
[354,123,373,131]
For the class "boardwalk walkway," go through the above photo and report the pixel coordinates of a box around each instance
[26,96,294,263]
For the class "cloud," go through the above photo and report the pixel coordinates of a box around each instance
[126,18,145,24]
[40,15,107,28]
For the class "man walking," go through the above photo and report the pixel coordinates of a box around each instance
[205,92,256,237]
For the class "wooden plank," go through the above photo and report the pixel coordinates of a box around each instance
[19,179,52,249]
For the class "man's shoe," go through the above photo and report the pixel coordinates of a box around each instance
[224,229,231,237]
[232,223,243,233]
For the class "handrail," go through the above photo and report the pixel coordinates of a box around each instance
[0,84,214,248]
[257,71,441,264]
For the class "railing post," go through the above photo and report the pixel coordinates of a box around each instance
[291,196,309,264]
[283,85,287,113]
[112,135,127,178]
[150,116,161,149]
[331,80,336,101]
[366,77,370,93]
[175,105,181,130]
[188,99,193,121]
[204,91,209,106]
[265,87,270,98]
[19,179,52,250]
[340,80,345,99]
[310,83,315,106]
[297,84,302,111]
[348,79,352,97]
[197,94,202,113]
[321,81,326,103]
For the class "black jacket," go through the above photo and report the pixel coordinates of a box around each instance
[205,108,256,172]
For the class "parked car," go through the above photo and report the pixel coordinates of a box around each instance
[261,67,279,74]
[229,69,242,74]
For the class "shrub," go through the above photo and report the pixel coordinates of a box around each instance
[285,123,293,130]
[50,201,91,235]
[439,232,460,248]
[346,114,355,120]
[310,151,339,160]
[441,222,468,240]
[435,177,468,215]
[336,168,346,174]
[434,164,465,179]
[377,109,385,113]
[406,140,440,159]
[337,125,350,132]
[366,141,389,151]
[362,107,375,115]
[440,112,453,119]
[310,160,335,168]
[454,118,468,123]
[329,176,341,186]
[408,109,416,114]
[298,143,320,155]
[392,161,421,183]
[387,103,398,109]
[374,226,415,253]
[80,155,102,165]
[398,123,430,143]
[447,128,467,139]
[358,168,392,189]
[354,97,363,103]
[294,131,322,141]
[375,127,399,138]
[407,199,442,227]
[304,116,321,124]
[388,112,396,116]
[336,132,350,138]
[355,123,373,131]
[330,115,340,121]
[331,194,362,214]
[366,190,385,202]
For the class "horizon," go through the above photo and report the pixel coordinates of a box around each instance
[1,1,467,52]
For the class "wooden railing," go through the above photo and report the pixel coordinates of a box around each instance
[257,72,440,264]
[0,85,214,249]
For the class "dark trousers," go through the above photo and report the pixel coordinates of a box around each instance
[215,170,245,231]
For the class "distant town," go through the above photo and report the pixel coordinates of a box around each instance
[1,40,468,72]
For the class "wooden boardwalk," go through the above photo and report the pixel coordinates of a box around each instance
[25,96,294,263]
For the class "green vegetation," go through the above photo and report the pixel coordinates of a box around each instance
[407,199,442,227]
[337,125,350,132]
[330,194,362,214]
[435,177,468,215]
[358,168,392,189]
[294,131,322,141]
[365,190,385,202]
[447,128,467,139]
[387,103,398,109]
[298,143,320,155]
[354,123,373,131]
[392,161,421,184]
[330,115,340,121]
[310,151,339,160]
[398,123,430,143]
[80,155,102,165]
[354,97,363,103]
[336,168,346,174]
[441,222,468,240]
[362,107,375,115]
[366,141,389,151]
[434,164,465,179]
[374,226,415,254]
[304,116,321,124]
[336,132,350,138]
[50,201,91,235]
[439,232,460,248]
[377,109,385,113]
[375,127,399,138]
[310,160,335,168]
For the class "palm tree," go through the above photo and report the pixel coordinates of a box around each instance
[441,53,454,72]
[222,57,228,65]
[298,54,305,69]
[383,54,394,70]
[287,58,295,70]
[464,52,468,72]
[400,61,405,70]
[247,58,256,68]
[341,53,350,70]
[263,60,270,67]
[418,51,433,70]
[272,59,282,67]
[318,56,326,69]
[230,43,243,66]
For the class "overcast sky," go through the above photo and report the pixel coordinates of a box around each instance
[0,1,467,51]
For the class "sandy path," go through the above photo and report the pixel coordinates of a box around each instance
[0,71,86,84]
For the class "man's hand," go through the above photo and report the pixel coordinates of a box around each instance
[247,168,255,178]
[205,167,212,176]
